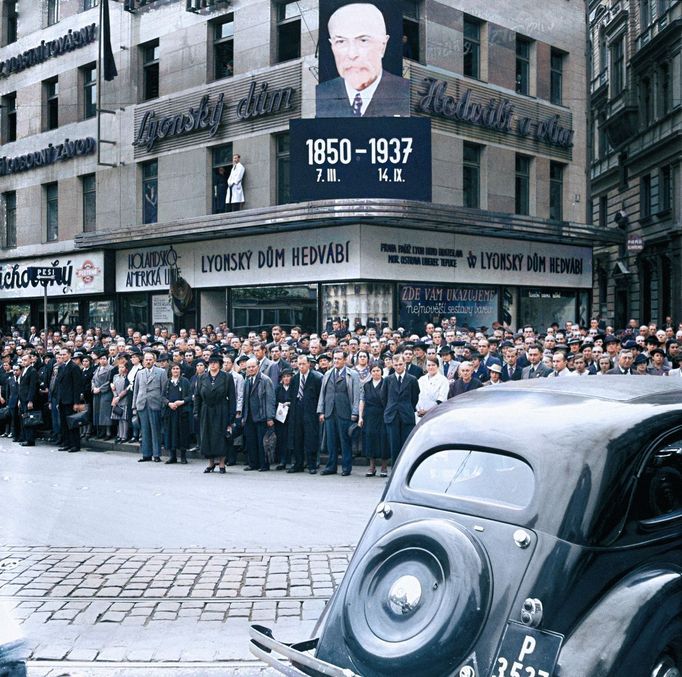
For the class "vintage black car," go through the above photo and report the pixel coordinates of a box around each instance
[250,378,682,677]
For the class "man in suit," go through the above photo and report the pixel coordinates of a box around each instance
[287,355,322,474]
[448,361,484,398]
[440,346,460,381]
[522,345,552,379]
[316,2,410,118]
[132,351,168,461]
[253,343,273,377]
[240,357,276,471]
[266,345,291,387]
[55,347,84,452]
[317,350,361,476]
[607,349,635,375]
[17,353,38,447]
[500,345,523,382]
[382,354,419,466]
[402,347,423,378]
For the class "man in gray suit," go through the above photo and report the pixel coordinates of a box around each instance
[253,343,273,376]
[240,357,276,471]
[132,351,168,462]
[317,350,361,476]
[522,344,552,379]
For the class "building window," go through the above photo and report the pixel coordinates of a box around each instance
[1,91,16,143]
[47,0,59,26]
[213,14,234,80]
[276,132,290,205]
[610,36,625,97]
[462,142,481,209]
[83,0,99,9]
[463,16,480,79]
[598,113,611,159]
[81,174,96,232]
[550,49,563,105]
[142,160,158,224]
[658,62,670,115]
[276,2,301,63]
[549,162,563,221]
[599,195,608,228]
[82,63,97,119]
[659,166,672,213]
[141,39,160,101]
[44,77,59,131]
[515,155,531,216]
[640,76,653,127]
[45,182,58,242]
[516,37,531,95]
[640,0,651,28]
[640,174,651,218]
[3,0,18,45]
[400,0,420,62]
[3,191,16,248]
[211,144,233,214]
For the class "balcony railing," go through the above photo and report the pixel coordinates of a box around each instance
[122,0,229,13]
[591,69,609,95]
[636,0,682,50]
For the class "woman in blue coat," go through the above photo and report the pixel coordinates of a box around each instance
[359,362,389,477]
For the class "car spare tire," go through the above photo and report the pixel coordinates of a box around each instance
[342,518,491,677]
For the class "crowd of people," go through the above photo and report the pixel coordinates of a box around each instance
[2,315,681,476]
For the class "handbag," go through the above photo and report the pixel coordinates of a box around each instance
[263,429,277,464]
[66,409,89,430]
[21,410,43,427]
[112,404,124,418]
[0,406,10,420]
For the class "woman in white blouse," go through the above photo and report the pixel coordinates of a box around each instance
[416,356,450,419]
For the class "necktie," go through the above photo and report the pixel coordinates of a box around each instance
[530,366,536,377]
[398,375,402,386]
[298,375,305,400]
[351,93,362,116]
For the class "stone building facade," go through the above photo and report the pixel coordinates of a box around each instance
[0,0,617,335]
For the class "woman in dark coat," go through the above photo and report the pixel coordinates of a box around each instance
[162,363,192,464]
[193,354,236,473]
[359,362,389,477]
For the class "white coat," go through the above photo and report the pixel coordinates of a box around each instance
[227,162,245,204]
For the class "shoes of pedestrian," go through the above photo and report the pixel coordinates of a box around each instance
[286,467,303,473]
[153,457,161,463]
[138,457,152,462]
[365,468,377,477]
[204,466,215,473]
[243,466,256,471]
[275,464,286,470]
[219,467,226,474]
[21,441,35,447]
[259,467,270,472]
[342,471,351,476]
[379,470,388,477]
[226,462,236,466]
[58,446,71,451]
[309,469,317,475]
[165,458,177,464]
[320,469,337,476]
[180,459,188,464]
[67,447,80,453]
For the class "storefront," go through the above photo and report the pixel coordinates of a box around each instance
[114,225,592,334]
[0,252,114,334]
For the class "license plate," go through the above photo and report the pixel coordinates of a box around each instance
[489,621,563,677]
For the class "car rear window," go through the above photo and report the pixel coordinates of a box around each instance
[408,449,534,510]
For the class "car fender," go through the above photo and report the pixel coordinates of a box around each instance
[555,564,682,677]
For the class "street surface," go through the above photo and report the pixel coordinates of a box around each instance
[0,441,385,676]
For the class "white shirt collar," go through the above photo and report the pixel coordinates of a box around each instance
[343,71,383,116]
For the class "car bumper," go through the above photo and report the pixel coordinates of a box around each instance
[249,625,360,677]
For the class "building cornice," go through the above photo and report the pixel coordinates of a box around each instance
[75,200,623,251]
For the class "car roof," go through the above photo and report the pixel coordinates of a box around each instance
[390,377,682,545]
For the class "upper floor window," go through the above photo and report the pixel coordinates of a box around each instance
[463,16,481,79]
[640,76,653,127]
[610,36,625,97]
[83,0,99,9]
[47,0,60,26]
[276,2,301,63]
[141,39,160,101]
[81,174,96,232]
[400,0,420,62]
[515,155,531,216]
[213,14,234,80]
[1,91,16,143]
[43,77,59,131]
[3,0,18,45]
[45,182,59,242]
[640,174,652,218]
[3,191,16,249]
[82,63,97,120]
[640,0,651,28]
[549,162,564,221]
[463,142,481,209]
[211,144,233,214]
[658,63,671,115]
[276,132,291,205]
[659,166,672,213]
[142,160,158,224]
[516,37,531,95]
[550,50,563,105]
[599,195,608,228]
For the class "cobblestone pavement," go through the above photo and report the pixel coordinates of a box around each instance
[0,546,353,674]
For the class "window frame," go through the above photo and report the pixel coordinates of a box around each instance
[462,142,481,209]
[515,36,531,96]
[45,182,59,242]
[3,191,16,249]
[3,0,18,46]
[640,174,652,219]
[549,162,564,221]
[82,62,97,120]
[212,13,234,81]
[275,132,291,205]
[515,154,531,216]
[463,16,481,80]
[400,0,420,63]
[275,1,301,64]
[44,76,59,131]
[47,0,60,26]
[659,166,672,214]
[550,49,563,105]
[141,39,160,102]
[211,143,233,214]
[1,91,16,143]
[81,173,97,232]
[141,159,158,225]
[610,36,625,97]
[83,0,99,9]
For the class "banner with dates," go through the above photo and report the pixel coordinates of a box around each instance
[290,117,432,201]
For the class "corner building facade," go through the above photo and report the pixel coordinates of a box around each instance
[0,0,617,335]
